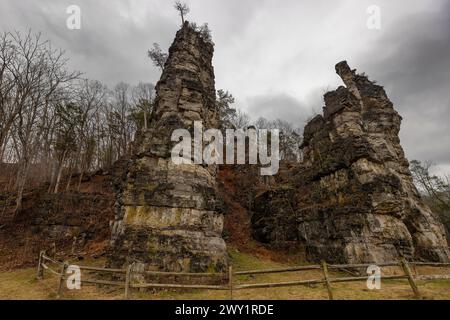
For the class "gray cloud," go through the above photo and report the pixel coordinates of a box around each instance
[352,1,450,170]
[246,93,307,125]
[0,0,449,173]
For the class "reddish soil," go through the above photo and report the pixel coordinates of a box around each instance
[0,169,115,271]
[218,166,305,263]
[0,162,302,271]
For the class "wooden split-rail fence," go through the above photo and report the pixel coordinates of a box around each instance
[36,251,450,300]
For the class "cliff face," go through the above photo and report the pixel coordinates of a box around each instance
[0,172,116,270]
[107,22,227,273]
[252,61,450,264]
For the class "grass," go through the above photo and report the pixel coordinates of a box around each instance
[0,247,449,300]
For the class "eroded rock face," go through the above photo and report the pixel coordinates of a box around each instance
[252,61,450,264]
[107,22,227,272]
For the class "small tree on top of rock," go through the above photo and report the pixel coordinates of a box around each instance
[188,22,213,45]
[199,23,212,43]
[147,43,168,71]
[174,1,190,24]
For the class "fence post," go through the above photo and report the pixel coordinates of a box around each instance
[71,236,77,256]
[400,258,421,299]
[124,263,134,300]
[57,261,68,299]
[412,263,419,277]
[321,261,334,300]
[51,242,56,257]
[36,251,44,279]
[228,265,233,300]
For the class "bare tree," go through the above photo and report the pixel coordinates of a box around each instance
[108,83,135,159]
[147,43,168,71]
[73,79,106,190]
[272,119,302,162]
[52,102,78,193]
[410,160,450,210]
[253,117,302,162]
[131,83,154,130]
[2,31,80,212]
[0,32,18,163]
[174,1,190,24]
[231,110,251,129]
[410,160,450,237]
[1,30,160,216]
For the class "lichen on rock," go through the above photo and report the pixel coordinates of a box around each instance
[107,22,227,273]
[252,61,450,264]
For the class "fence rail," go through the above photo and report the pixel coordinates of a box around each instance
[36,250,450,300]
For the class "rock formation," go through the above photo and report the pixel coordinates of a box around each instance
[252,61,450,264]
[107,22,227,272]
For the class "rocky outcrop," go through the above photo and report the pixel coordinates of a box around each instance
[252,61,450,264]
[107,22,227,273]
[0,173,116,269]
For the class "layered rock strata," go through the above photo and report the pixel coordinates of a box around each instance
[107,22,227,272]
[252,61,450,264]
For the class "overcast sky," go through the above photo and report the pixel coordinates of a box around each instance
[1,0,449,174]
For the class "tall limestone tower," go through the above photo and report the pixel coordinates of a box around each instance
[107,22,227,272]
[297,61,450,263]
[252,61,450,264]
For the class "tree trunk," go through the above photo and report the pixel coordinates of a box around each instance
[144,110,148,130]
[76,154,85,192]
[77,171,83,192]
[53,164,63,194]
[54,151,67,194]
[65,168,72,191]
[0,145,4,164]
[14,161,29,215]
[47,160,56,193]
